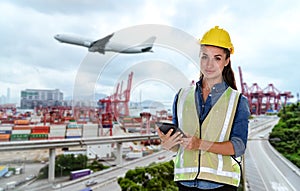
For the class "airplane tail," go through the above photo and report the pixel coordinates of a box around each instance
[142,36,156,46]
[140,36,156,52]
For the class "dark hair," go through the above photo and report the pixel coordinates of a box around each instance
[222,48,237,90]
[200,46,237,90]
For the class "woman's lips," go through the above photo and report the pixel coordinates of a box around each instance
[205,70,214,74]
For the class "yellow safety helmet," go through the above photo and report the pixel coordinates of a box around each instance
[199,26,234,54]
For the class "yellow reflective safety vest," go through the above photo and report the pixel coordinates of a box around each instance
[174,86,241,187]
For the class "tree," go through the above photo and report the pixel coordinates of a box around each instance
[118,160,177,191]
[38,154,109,179]
[269,102,300,168]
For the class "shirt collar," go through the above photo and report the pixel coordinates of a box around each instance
[196,78,228,93]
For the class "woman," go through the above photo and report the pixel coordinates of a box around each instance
[157,26,250,191]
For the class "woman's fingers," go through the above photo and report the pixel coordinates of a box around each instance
[161,132,183,150]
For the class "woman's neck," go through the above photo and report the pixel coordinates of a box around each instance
[202,77,223,90]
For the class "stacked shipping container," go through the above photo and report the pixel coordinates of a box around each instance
[48,125,66,139]
[11,120,31,141]
[0,120,103,142]
[0,125,12,141]
[82,124,98,137]
[66,120,83,139]
[30,126,49,140]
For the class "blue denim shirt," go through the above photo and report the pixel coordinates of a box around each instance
[172,79,250,189]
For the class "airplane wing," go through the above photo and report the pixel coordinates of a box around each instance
[89,33,114,54]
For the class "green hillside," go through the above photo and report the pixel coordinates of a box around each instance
[269,102,300,168]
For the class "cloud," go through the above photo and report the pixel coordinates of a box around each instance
[0,0,299,105]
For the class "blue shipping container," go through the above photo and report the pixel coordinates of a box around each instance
[0,130,12,134]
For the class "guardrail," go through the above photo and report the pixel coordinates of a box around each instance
[0,134,160,151]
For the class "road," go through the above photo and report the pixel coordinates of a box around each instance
[245,116,300,191]
[92,150,174,191]
[64,150,174,191]
[3,116,299,191]
[0,161,46,190]
[19,150,174,191]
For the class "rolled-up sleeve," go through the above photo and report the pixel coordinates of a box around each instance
[172,93,179,126]
[230,95,250,157]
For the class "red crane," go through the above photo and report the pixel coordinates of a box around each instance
[238,66,293,115]
[249,83,264,115]
[112,71,133,119]
[263,84,281,112]
[98,72,134,136]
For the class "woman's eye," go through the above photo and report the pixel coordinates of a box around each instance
[201,55,208,60]
[214,57,221,61]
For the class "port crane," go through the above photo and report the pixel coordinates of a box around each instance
[238,66,293,115]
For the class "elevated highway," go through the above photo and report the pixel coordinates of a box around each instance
[0,134,159,182]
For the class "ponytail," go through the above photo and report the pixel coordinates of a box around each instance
[222,48,237,90]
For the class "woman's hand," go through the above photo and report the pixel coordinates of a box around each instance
[181,135,202,150]
[157,128,183,150]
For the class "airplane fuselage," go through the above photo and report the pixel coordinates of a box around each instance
[54,33,155,54]
[54,34,92,48]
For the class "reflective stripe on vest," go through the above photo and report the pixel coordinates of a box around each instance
[174,86,241,187]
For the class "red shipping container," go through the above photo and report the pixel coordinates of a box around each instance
[33,126,50,129]
[13,125,31,130]
[31,129,49,134]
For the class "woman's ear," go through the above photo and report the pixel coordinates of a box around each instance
[225,58,230,67]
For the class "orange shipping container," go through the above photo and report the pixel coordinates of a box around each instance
[14,120,30,125]
[0,134,10,139]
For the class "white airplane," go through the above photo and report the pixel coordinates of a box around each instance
[54,33,156,54]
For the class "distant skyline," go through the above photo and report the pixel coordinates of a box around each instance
[1,0,299,106]
[0,88,10,104]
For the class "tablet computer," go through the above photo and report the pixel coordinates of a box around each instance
[156,122,186,137]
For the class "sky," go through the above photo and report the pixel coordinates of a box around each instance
[1,0,300,107]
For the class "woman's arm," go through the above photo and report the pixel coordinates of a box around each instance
[182,136,235,155]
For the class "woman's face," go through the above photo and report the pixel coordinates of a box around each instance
[200,45,229,82]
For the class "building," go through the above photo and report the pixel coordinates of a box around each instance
[20,89,64,109]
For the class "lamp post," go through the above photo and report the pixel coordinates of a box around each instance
[57,164,65,177]
[22,155,26,173]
